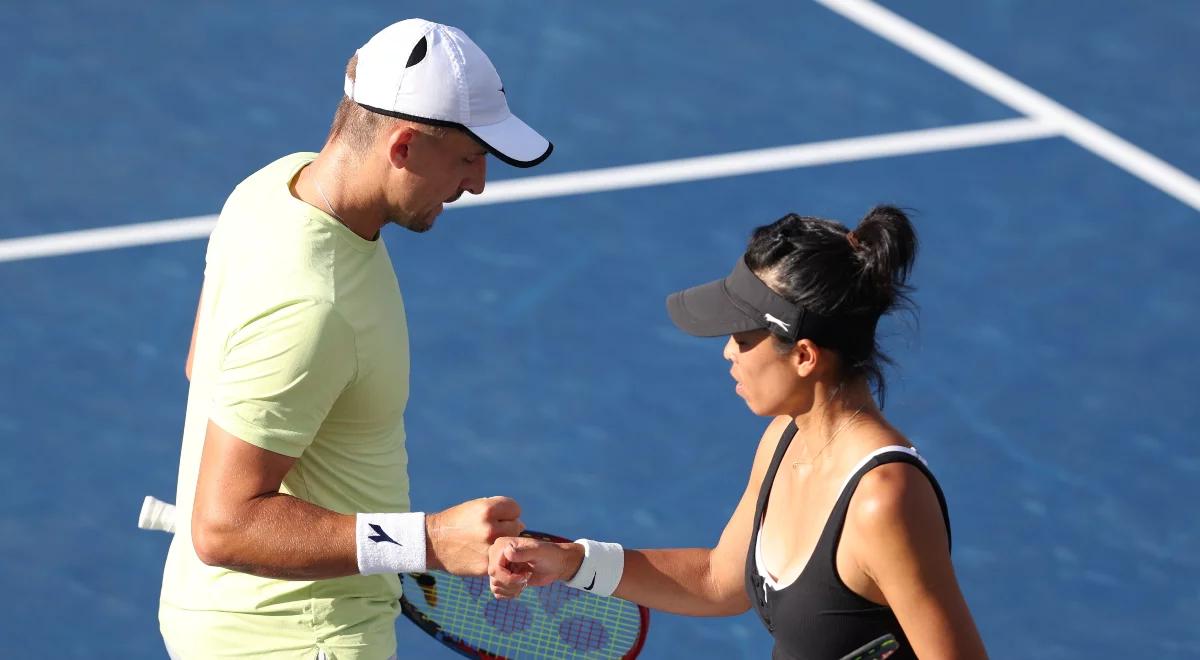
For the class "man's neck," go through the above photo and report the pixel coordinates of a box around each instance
[294,152,386,241]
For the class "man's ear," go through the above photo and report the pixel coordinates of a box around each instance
[385,125,418,169]
[793,338,821,378]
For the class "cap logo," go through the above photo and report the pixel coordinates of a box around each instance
[764,313,791,332]
[405,37,428,68]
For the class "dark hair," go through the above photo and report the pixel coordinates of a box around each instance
[743,205,918,400]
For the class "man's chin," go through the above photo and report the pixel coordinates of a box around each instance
[391,211,438,234]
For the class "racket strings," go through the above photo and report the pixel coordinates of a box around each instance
[401,572,642,659]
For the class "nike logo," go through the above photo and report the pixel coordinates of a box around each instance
[368,524,401,546]
[583,573,597,591]
[763,313,790,332]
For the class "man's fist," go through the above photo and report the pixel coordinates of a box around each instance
[425,496,524,575]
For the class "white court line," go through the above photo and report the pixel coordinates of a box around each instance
[816,0,1200,212]
[452,117,1056,207]
[0,216,220,264]
[0,117,1056,264]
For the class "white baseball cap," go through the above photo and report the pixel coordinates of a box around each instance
[345,19,553,168]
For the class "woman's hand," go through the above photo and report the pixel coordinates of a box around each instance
[487,537,584,599]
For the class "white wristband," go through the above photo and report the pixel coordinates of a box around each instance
[356,512,426,575]
[563,538,624,596]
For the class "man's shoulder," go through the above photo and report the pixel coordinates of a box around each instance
[218,152,316,221]
[208,152,338,287]
[236,152,317,192]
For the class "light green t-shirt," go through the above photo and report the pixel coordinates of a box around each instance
[160,153,411,659]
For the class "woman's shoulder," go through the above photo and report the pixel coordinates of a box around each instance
[758,415,797,454]
[747,415,796,478]
[844,447,946,542]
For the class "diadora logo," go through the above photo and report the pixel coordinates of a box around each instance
[763,313,790,332]
[368,524,401,546]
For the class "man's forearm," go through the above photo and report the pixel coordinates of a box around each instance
[192,492,358,580]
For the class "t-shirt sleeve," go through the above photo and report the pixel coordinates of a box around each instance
[209,299,356,457]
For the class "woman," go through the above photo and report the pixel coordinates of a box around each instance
[489,206,987,659]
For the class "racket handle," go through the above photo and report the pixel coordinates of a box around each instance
[139,495,177,533]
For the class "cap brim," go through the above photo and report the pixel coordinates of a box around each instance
[666,278,765,337]
[466,113,553,168]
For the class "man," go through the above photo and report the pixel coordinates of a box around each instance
[159,19,554,659]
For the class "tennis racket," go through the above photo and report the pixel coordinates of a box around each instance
[838,633,899,660]
[139,496,649,659]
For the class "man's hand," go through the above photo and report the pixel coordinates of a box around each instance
[488,536,584,599]
[425,497,524,575]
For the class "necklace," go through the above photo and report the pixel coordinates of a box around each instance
[792,406,865,468]
[315,178,344,223]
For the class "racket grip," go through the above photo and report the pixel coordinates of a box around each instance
[139,495,177,533]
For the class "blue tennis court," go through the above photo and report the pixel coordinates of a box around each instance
[2,1,1197,657]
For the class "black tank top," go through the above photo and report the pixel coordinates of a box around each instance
[745,422,950,660]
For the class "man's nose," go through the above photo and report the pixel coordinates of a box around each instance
[463,157,487,195]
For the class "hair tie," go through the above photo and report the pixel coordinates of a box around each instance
[846,231,861,250]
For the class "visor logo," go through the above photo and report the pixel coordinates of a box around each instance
[764,313,790,332]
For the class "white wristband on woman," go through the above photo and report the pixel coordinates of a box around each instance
[563,538,624,596]
[355,512,426,575]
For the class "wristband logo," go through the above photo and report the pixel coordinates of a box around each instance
[583,573,597,591]
[368,524,402,546]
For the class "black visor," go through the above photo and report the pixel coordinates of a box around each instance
[666,257,875,349]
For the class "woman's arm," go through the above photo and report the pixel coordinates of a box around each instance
[489,415,794,617]
[848,462,988,659]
